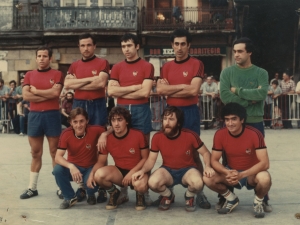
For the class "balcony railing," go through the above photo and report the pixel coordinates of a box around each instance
[142,7,234,31]
[43,7,137,31]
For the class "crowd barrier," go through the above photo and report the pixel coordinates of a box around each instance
[0,100,12,133]
[264,93,300,128]
[149,95,219,131]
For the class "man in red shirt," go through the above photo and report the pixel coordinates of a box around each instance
[203,102,271,218]
[87,107,149,210]
[20,46,63,199]
[132,106,215,212]
[53,107,106,209]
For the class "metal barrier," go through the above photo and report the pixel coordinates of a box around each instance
[149,95,219,130]
[263,94,300,129]
[0,100,12,133]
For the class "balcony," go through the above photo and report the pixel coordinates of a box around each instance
[142,7,235,32]
[43,7,137,31]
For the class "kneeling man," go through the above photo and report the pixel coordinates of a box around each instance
[53,107,106,209]
[133,106,215,212]
[203,102,271,218]
[87,107,149,210]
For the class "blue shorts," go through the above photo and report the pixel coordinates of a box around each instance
[246,122,265,137]
[28,110,61,137]
[118,103,152,134]
[226,166,255,190]
[161,166,195,188]
[73,98,107,126]
[171,104,200,135]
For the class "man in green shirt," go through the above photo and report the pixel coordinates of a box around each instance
[219,37,271,212]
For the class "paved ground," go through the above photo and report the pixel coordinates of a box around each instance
[0,127,300,225]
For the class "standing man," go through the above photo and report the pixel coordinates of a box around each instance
[156,28,209,208]
[219,37,270,210]
[53,107,106,209]
[132,106,216,212]
[64,33,110,202]
[20,46,63,199]
[200,76,219,129]
[107,33,154,205]
[204,103,271,218]
[88,107,149,210]
[64,33,110,126]
[279,71,295,129]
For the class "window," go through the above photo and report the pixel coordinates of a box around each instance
[103,0,112,6]
[115,0,123,6]
[78,0,86,6]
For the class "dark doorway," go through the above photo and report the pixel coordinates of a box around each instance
[198,56,222,80]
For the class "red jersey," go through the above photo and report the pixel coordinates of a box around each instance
[68,56,109,100]
[161,56,204,106]
[110,58,154,105]
[151,128,203,169]
[101,128,148,170]
[58,125,106,168]
[23,68,63,111]
[212,125,266,171]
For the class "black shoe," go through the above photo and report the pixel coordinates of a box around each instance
[75,188,86,202]
[57,190,63,199]
[60,196,78,209]
[20,189,38,199]
[87,194,97,205]
[97,188,107,203]
[196,191,211,209]
[135,192,146,211]
[106,188,120,210]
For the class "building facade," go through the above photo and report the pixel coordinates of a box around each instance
[0,0,236,83]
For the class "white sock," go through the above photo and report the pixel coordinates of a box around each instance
[28,172,39,191]
[186,189,196,197]
[78,182,85,189]
[221,190,236,201]
[254,195,264,204]
[159,188,171,197]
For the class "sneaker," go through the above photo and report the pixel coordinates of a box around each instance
[60,196,77,209]
[19,132,24,136]
[185,193,196,212]
[116,191,129,205]
[87,194,96,205]
[20,189,38,199]
[135,192,146,211]
[196,191,211,209]
[253,202,265,218]
[56,190,63,199]
[217,197,239,214]
[215,197,226,210]
[75,188,86,202]
[106,188,121,210]
[262,200,272,212]
[158,192,175,211]
[97,188,107,203]
[144,191,153,206]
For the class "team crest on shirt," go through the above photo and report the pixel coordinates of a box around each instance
[133,71,138,76]
[129,148,135,154]
[183,71,188,77]
[245,149,251,154]
[86,144,91,150]
[50,79,55,85]
[92,70,97,76]
[186,150,191,155]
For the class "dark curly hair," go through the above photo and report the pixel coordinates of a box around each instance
[108,106,132,128]
[221,102,247,123]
